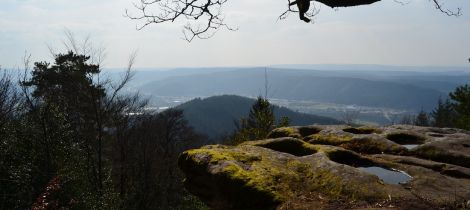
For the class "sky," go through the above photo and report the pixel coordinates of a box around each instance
[1,0,470,69]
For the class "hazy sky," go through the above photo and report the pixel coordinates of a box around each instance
[1,0,470,68]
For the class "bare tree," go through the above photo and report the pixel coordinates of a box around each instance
[341,109,360,125]
[126,0,461,42]
[400,114,415,125]
[0,68,20,129]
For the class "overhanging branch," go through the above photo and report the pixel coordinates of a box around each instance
[127,0,462,42]
[314,0,381,8]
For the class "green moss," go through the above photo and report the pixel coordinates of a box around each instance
[220,163,283,198]
[179,148,285,210]
[286,159,386,201]
[340,137,407,155]
[267,127,301,139]
[286,160,312,174]
[307,134,353,146]
[179,143,388,209]
[184,147,260,165]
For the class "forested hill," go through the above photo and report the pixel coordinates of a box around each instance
[137,67,455,111]
[176,95,341,139]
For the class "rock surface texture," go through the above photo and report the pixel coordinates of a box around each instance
[178,125,470,209]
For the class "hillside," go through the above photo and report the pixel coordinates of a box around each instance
[138,67,458,111]
[176,95,340,139]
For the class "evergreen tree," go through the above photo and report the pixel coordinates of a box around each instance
[414,109,430,126]
[229,97,289,144]
[246,97,275,139]
[449,84,470,130]
[278,116,291,127]
[20,51,131,209]
[431,98,456,128]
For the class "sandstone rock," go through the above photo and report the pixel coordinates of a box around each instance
[179,125,470,209]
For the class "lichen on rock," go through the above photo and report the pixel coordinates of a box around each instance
[178,125,470,209]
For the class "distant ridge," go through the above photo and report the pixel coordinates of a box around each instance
[270,64,470,72]
[140,68,449,110]
[176,95,341,139]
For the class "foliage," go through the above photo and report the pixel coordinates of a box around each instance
[113,109,208,210]
[431,98,457,128]
[247,97,276,139]
[177,95,339,139]
[449,84,470,130]
[17,51,124,209]
[278,116,291,128]
[1,49,208,210]
[228,97,290,144]
[414,109,430,127]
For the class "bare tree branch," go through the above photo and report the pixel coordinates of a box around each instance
[125,0,236,42]
[107,51,138,107]
[314,0,380,8]
[431,0,461,17]
[127,0,462,42]
[279,0,321,22]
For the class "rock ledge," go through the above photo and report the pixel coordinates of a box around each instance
[179,125,470,209]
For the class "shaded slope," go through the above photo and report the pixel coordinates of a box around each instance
[176,95,340,139]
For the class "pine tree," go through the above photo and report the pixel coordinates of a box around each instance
[21,51,122,208]
[228,97,289,144]
[431,98,456,128]
[246,97,275,139]
[414,109,430,126]
[449,84,470,130]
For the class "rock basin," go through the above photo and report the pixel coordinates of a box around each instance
[403,144,419,149]
[357,166,412,185]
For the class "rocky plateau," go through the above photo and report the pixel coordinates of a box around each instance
[178,125,470,209]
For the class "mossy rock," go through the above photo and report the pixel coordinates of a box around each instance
[297,125,323,136]
[242,137,317,156]
[179,125,470,209]
[306,133,353,146]
[343,126,382,134]
[371,154,470,179]
[267,127,301,139]
[411,138,470,168]
[179,141,391,209]
[268,126,322,140]
[178,145,283,210]
[340,136,407,155]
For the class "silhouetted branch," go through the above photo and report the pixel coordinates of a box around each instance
[431,0,461,17]
[279,0,321,22]
[125,0,236,42]
[314,0,380,8]
[127,0,462,42]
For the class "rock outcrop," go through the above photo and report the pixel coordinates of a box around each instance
[178,125,470,209]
